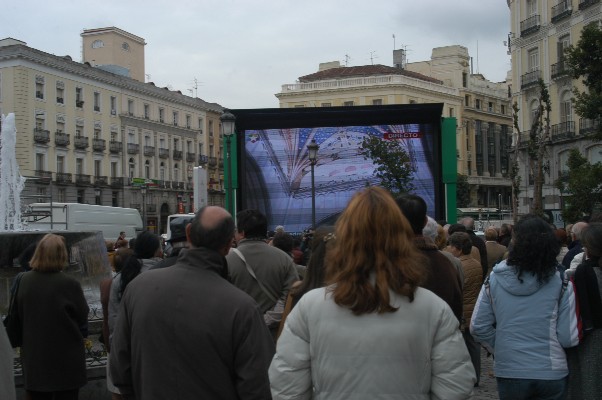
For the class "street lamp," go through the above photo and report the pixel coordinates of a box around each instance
[307,139,319,230]
[220,110,236,215]
[94,188,101,205]
[141,186,147,231]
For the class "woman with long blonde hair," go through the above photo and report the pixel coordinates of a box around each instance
[270,187,475,399]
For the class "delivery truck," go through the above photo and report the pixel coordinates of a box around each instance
[24,203,143,241]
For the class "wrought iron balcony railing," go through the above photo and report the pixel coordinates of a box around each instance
[551,121,576,142]
[159,148,170,158]
[173,150,183,160]
[109,141,122,154]
[74,136,89,149]
[521,70,541,89]
[520,14,541,37]
[55,132,70,147]
[92,138,106,152]
[144,146,156,156]
[127,143,140,154]
[33,128,51,143]
[55,172,72,185]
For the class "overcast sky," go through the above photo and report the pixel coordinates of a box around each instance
[3,0,511,109]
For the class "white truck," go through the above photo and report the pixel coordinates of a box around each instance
[24,203,143,241]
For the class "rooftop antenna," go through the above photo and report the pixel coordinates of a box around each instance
[392,34,396,50]
[370,51,378,65]
[192,78,202,97]
[476,40,480,75]
[344,54,351,66]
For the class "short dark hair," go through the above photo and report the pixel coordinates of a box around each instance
[189,207,235,250]
[236,209,268,238]
[448,223,467,235]
[395,194,427,235]
[449,232,472,255]
[272,232,294,254]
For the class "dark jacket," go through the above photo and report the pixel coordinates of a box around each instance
[18,270,89,391]
[110,247,274,400]
[414,236,464,323]
[562,240,583,269]
[467,230,488,282]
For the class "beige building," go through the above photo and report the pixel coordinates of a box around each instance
[508,0,602,219]
[0,30,225,235]
[277,46,513,209]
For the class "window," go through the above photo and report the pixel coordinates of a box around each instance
[475,99,481,109]
[198,118,203,131]
[36,81,44,100]
[77,190,85,204]
[111,162,118,178]
[488,102,494,112]
[462,72,467,88]
[129,158,136,179]
[112,191,118,207]
[321,102,332,107]
[526,0,537,16]
[560,92,572,123]
[160,163,165,181]
[58,188,66,202]
[209,121,214,137]
[210,144,214,157]
[174,164,179,182]
[465,95,470,106]
[528,48,539,72]
[173,111,179,126]
[145,160,150,178]
[186,115,191,129]
[145,135,151,146]
[57,121,65,133]
[127,99,134,116]
[174,138,180,151]
[128,131,135,145]
[501,105,506,115]
[56,83,64,104]
[558,35,570,65]
[94,127,101,139]
[159,108,165,123]
[76,158,84,175]
[122,42,130,51]
[57,156,65,173]
[76,87,83,105]
[94,160,101,177]
[36,153,45,171]
[160,138,165,149]
[343,101,354,106]
[187,141,193,153]
[94,92,100,112]
[110,96,117,115]
[144,104,150,119]
[372,99,383,105]
[92,40,104,49]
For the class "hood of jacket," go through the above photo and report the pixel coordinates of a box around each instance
[491,259,543,296]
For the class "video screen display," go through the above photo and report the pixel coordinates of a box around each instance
[241,122,439,234]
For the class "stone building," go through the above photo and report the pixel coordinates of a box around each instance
[0,28,225,235]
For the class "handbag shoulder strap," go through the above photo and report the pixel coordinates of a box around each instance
[232,248,278,303]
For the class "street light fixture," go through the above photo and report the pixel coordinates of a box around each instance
[94,188,101,205]
[141,186,147,231]
[220,110,236,215]
[307,139,319,230]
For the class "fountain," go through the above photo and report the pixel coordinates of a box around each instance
[0,113,110,314]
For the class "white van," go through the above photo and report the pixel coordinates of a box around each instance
[25,203,143,241]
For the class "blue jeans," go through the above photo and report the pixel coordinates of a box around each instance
[496,377,568,400]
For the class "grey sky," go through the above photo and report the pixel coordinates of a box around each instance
[2,0,511,109]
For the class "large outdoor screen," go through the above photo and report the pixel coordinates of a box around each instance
[232,104,444,234]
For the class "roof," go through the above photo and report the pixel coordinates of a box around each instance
[298,64,443,85]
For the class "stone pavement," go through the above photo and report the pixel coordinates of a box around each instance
[16,348,499,399]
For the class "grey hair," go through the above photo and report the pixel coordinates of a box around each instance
[422,216,439,241]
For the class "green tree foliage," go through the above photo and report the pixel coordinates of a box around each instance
[359,135,415,196]
[456,174,471,208]
[555,148,602,222]
[564,23,602,140]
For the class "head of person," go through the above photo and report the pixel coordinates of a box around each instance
[292,226,335,307]
[395,193,428,235]
[507,214,560,283]
[119,231,126,239]
[29,233,68,272]
[166,216,193,256]
[187,206,235,256]
[113,248,134,274]
[272,232,294,255]
[275,225,285,234]
[19,241,39,272]
[485,227,498,242]
[235,209,268,240]
[582,223,602,267]
[422,216,439,242]
[447,223,467,236]
[134,231,162,259]
[327,186,425,315]
[459,217,475,231]
[500,223,512,237]
[434,224,447,250]
[448,232,473,256]
[554,228,568,247]
[572,221,588,242]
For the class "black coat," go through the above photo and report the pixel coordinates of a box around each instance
[18,270,89,391]
[110,247,275,400]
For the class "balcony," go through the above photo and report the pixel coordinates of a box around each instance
[55,132,70,147]
[36,91,44,99]
[198,155,208,164]
[552,1,572,22]
[56,97,64,104]
[159,148,170,158]
[94,176,108,186]
[109,141,122,154]
[127,143,140,154]
[579,118,600,136]
[144,146,156,156]
[76,100,84,108]
[551,121,576,142]
[173,150,183,160]
[186,152,196,162]
[33,128,51,143]
[75,174,92,186]
[551,62,569,80]
[520,14,541,37]
[55,172,72,185]
[158,180,170,189]
[74,136,89,150]
[208,157,217,167]
[579,0,600,10]
[110,177,124,187]
[92,138,106,152]
[172,181,184,190]
[34,170,52,185]
[521,70,541,89]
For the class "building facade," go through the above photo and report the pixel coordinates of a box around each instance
[508,0,602,219]
[0,31,225,235]
[276,46,513,211]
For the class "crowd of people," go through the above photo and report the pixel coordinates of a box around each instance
[2,186,602,399]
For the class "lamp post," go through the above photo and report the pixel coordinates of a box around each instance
[141,186,147,231]
[94,188,101,205]
[220,110,236,215]
[307,139,319,230]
